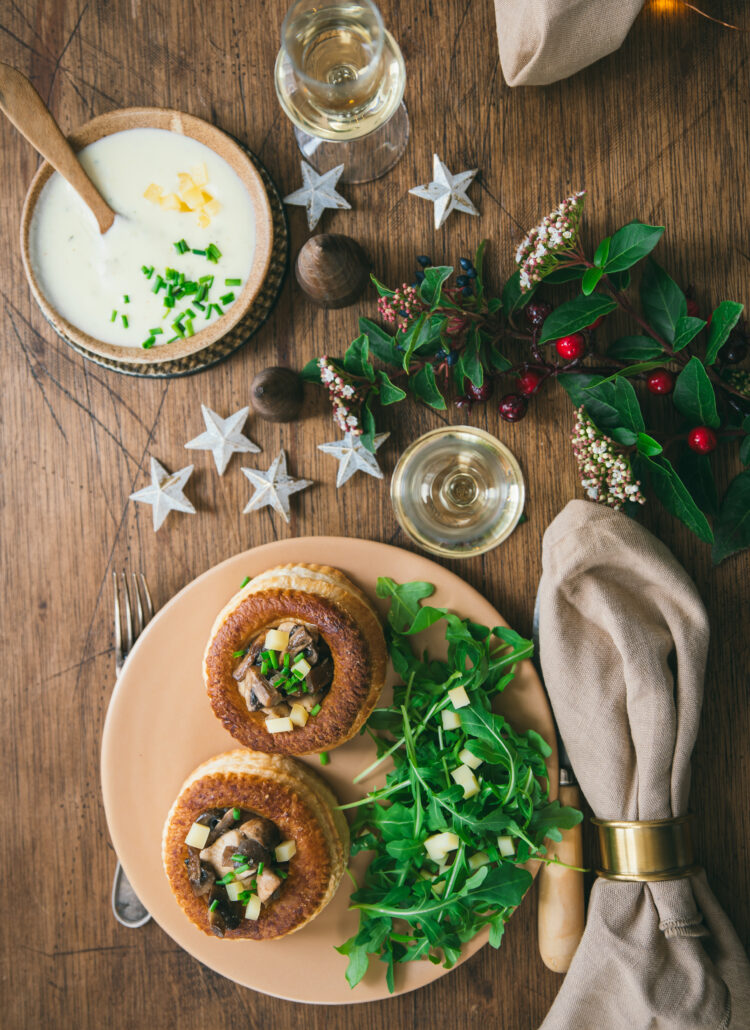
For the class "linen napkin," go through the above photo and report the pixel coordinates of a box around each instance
[537,500,750,1030]
[493,0,644,86]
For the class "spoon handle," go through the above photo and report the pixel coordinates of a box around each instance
[0,62,115,233]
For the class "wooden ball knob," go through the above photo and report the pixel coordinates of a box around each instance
[295,233,371,309]
[250,367,304,423]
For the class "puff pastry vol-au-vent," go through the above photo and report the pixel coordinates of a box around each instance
[162,750,349,940]
[203,563,387,755]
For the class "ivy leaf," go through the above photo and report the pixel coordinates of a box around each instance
[636,431,663,456]
[712,469,750,564]
[678,450,719,516]
[538,295,618,344]
[608,336,665,361]
[359,317,400,367]
[612,377,645,432]
[542,264,586,284]
[300,357,322,382]
[419,266,453,308]
[672,315,707,352]
[343,334,375,381]
[411,364,447,409]
[502,270,536,315]
[640,258,686,344]
[593,237,611,268]
[371,274,394,298]
[705,301,744,364]
[673,356,720,428]
[377,370,406,405]
[644,455,714,543]
[581,267,603,296]
[603,222,664,274]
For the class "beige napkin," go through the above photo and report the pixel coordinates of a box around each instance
[493,0,644,86]
[537,500,750,1030]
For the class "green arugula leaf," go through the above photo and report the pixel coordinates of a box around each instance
[608,336,665,362]
[411,364,447,409]
[673,356,720,428]
[377,370,406,405]
[376,578,435,632]
[672,315,706,352]
[419,266,453,308]
[603,222,664,273]
[359,317,400,367]
[640,258,686,344]
[705,301,744,364]
[644,455,714,543]
[539,295,618,344]
[712,469,750,564]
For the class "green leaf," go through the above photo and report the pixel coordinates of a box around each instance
[343,334,375,381]
[502,270,536,315]
[608,269,631,291]
[644,456,714,543]
[300,357,322,383]
[613,377,645,432]
[376,370,406,405]
[558,373,621,430]
[542,264,586,284]
[528,800,584,837]
[712,469,750,563]
[636,431,663,457]
[640,258,686,344]
[487,297,502,314]
[359,317,399,367]
[593,237,611,268]
[678,450,719,516]
[603,222,664,273]
[487,345,511,372]
[539,295,618,344]
[400,313,426,371]
[673,356,720,428]
[741,436,750,466]
[371,274,394,298]
[581,267,603,296]
[376,577,435,632]
[585,360,665,386]
[610,427,638,446]
[705,301,744,364]
[359,397,377,452]
[472,239,487,304]
[462,328,484,388]
[411,364,446,410]
[673,315,707,352]
[419,266,453,308]
[608,336,665,362]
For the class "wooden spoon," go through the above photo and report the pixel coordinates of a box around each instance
[0,63,115,232]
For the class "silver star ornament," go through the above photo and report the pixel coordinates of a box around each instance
[409,153,479,229]
[318,431,389,488]
[283,160,351,231]
[129,457,196,531]
[241,449,312,523]
[184,404,260,475]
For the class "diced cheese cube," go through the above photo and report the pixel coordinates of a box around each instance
[289,702,309,728]
[244,894,261,921]
[184,821,211,849]
[181,185,206,210]
[275,839,297,863]
[225,880,245,902]
[441,709,462,731]
[451,764,480,798]
[292,657,311,677]
[177,172,195,193]
[143,183,163,202]
[264,629,290,652]
[265,716,294,734]
[203,198,221,217]
[468,851,490,871]
[160,192,187,211]
[191,162,209,187]
[458,747,483,770]
[447,685,470,709]
[424,831,459,863]
[497,835,515,857]
[197,212,210,228]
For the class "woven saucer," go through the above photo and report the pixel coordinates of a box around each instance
[57,146,288,378]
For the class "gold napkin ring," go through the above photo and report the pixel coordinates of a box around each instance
[593,815,699,881]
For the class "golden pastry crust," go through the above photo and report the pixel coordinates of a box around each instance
[203,564,387,755]
[161,750,349,940]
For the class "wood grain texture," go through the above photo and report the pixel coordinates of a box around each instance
[0,1,748,1027]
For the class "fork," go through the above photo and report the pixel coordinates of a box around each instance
[110,571,155,929]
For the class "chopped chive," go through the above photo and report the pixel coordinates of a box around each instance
[150,327,164,335]
[163,295,176,309]
[196,285,208,303]
[257,862,264,876]
[220,292,235,305]
[183,308,196,319]
[232,650,246,659]
[185,318,195,337]
[216,872,235,885]
[121,315,129,328]
[310,703,322,717]
[268,651,279,670]
[239,890,252,903]
[207,243,222,262]
[232,853,245,862]
[193,300,205,311]
[278,869,288,879]
[141,337,155,349]
[172,321,185,338]
[240,576,250,588]
[225,278,241,286]
[283,653,291,670]
[110,309,117,322]
[209,899,219,912]
[166,336,180,344]
[192,248,207,256]
[319,752,330,765]
[123,294,130,304]
[166,268,178,281]
[152,275,165,294]
[260,660,270,676]
[234,862,250,874]
[198,275,214,285]
[232,807,241,820]
[141,265,154,278]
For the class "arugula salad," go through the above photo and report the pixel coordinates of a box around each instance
[336,579,582,991]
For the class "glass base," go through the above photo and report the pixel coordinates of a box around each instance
[294,102,409,184]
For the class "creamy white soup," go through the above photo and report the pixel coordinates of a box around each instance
[29,127,256,348]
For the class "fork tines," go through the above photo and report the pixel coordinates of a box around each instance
[113,571,154,674]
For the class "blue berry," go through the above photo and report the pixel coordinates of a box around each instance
[456,275,469,287]
[459,257,473,271]
[399,308,409,317]
[461,286,472,297]
[466,268,477,278]
[416,270,425,283]
[417,255,431,267]
[446,350,459,366]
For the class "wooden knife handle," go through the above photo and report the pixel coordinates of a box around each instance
[537,783,585,973]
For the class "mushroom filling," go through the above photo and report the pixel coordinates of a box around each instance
[183,807,295,938]
[232,621,333,725]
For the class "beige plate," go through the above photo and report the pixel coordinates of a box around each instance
[101,538,557,1004]
[20,107,274,366]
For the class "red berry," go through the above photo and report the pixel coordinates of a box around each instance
[586,316,605,331]
[646,369,675,395]
[465,381,492,403]
[525,302,552,329]
[555,333,586,360]
[498,393,528,422]
[688,426,718,454]
[517,370,543,396]
[686,299,700,318]
[455,396,473,411]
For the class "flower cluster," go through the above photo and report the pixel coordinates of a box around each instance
[571,406,646,510]
[377,284,425,333]
[516,191,586,291]
[722,368,750,397]
[318,356,362,434]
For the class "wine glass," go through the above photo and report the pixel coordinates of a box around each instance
[390,426,526,558]
[274,0,409,184]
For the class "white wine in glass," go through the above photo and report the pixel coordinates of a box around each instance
[390,427,526,558]
[275,0,409,183]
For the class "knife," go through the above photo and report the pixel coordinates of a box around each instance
[533,588,585,973]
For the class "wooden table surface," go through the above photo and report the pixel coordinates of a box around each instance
[1,1,748,1027]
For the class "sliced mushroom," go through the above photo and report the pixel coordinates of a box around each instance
[307,656,334,693]
[238,667,283,712]
[265,701,291,718]
[256,867,283,904]
[185,851,216,898]
[287,625,314,657]
[240,816,279,852]
[299,690,324,713]
[204,807,238,846]
[200,828,243,877]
